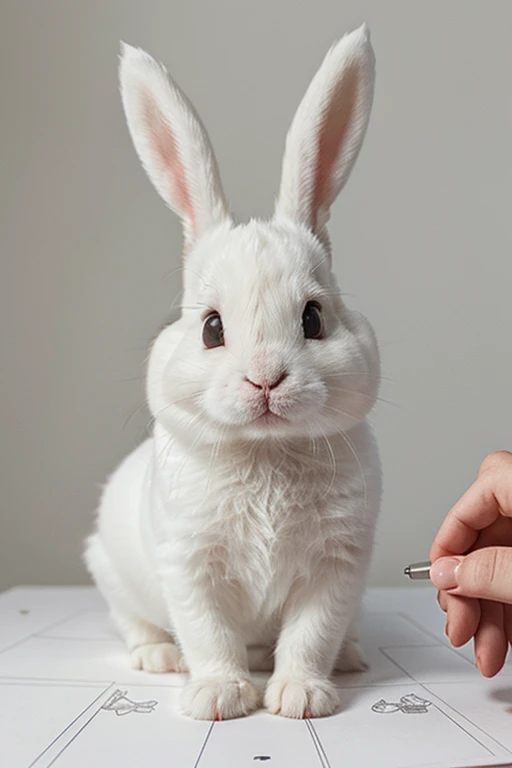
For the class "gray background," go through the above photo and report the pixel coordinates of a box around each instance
[1,0,510,591]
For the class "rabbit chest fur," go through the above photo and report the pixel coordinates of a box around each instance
[90,420,380,648]
[153,422,379,637]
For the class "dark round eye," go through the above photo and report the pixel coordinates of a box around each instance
[302,302,323,339]
[202,313,224,348]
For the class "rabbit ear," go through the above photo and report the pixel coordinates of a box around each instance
[119,43,229,251]
[274,24,375,243]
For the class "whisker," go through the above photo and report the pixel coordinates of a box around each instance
[177,359,208,373]
[325,421,368,513]
[155,410,203,468]
[156,432,175,466]
[311,255,330,274]
[323,403,360,423]
[174,420,211,481]
[319,427,337,499]
[307,427,319,461]
[165,285,184,312]
[143,414,155,437]
[123,400,147,431]
[327,387,404,411]
[323,372,394,382]
[146,393,199,436]
[160,263,213,288]
[116,376,145,384]
[317,288,356,299]
[339,427,367,512]
[205,425,227,494]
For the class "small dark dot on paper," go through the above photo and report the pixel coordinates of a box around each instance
[19,609,30,615]
[253,757,271,762]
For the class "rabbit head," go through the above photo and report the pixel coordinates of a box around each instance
[120,25,379,445]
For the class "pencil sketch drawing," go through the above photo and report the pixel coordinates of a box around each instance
[102,689,158,716]
[372,693,432,714]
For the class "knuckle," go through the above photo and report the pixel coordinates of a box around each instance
[466,548,501,589]
[479,451,512,476]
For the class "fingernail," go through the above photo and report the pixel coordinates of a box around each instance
[430,557,462,590]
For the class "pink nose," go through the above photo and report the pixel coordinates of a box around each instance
[245,371,288,391]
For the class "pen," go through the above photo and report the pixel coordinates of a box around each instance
[403,561,431,580]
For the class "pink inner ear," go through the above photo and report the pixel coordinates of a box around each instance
[313,62,359,228]
[142,93,196,237]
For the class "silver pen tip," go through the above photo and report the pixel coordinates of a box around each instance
[404,566,411,577]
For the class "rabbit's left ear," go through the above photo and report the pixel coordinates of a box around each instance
[119,43,229,252]
[274,24,375,243]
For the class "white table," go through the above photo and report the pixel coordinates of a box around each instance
[1,586,511,768]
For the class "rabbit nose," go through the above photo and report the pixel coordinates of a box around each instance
[245,371,288,391]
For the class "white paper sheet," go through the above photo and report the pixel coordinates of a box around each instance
[1,586,512,768]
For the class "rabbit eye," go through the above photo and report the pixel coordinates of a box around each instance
[203,313,224,348]
[302,301,323,340]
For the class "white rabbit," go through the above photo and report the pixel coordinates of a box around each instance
[85,23,381,721]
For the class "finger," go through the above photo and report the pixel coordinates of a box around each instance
[473,600,508,677]
[444,594,480,647]
[474,516,512,550]
[431,548,512,604]
[504,604,512,646]
[430,453,512,562]
[437,590,448,612]
[477,451,512,478]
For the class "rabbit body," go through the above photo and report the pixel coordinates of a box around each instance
[86,24,382,720]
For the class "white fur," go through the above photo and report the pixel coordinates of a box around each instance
[85,24,381,721]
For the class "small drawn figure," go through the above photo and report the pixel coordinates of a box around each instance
[399,693,432,714]
[102,689,158,716]
[371,699,401,714]
[372,693,431,715]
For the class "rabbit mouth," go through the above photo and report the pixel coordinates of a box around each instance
[253,410,288,426]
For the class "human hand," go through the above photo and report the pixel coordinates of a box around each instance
[429,451,512,677]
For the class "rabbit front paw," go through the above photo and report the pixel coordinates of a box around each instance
[264,676,340,718]
[181,677,261,720]
[130,642,188,673]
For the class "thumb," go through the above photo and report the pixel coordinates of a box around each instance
[431,548,512,603]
